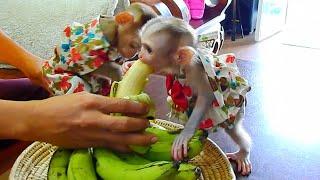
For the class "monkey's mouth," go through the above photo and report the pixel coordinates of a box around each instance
[115,53,139,64]
[128,53,139,61]
[123,53,139,61]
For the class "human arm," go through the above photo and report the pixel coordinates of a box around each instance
[0,29,44,86]
[0,92,157,152]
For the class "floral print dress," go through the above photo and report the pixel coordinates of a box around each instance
[166,48,251,131]
[42,17,119,96]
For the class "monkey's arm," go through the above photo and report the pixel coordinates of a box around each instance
[172,92,212,161]
[0,29,43,85]
[183,93,212,133]
[172,65,213,161]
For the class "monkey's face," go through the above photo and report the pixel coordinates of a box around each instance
[117,24,141,59]
[139,33,179,74]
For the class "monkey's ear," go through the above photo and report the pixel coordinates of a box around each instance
[115,11,134,25]
[175,46,196,65]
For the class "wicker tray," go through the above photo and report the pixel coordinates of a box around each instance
[10,119,235,180]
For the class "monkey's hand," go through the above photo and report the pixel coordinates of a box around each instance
[171,130,194,161]
[121,61,135,74]
[226,150,251,176]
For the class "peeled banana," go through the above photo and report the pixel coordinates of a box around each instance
[110,60,154,98]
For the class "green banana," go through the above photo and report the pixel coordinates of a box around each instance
[67,149,97,180]
[130,125,176,155]
[124,93,157,154]
[156,163,200,180]
[94,148,175,180]
[174,163,200,180]
[109,60,156,153]
[138,127,204,161]
[125,92,156,119]
[115,152,151,165]
[48,148,73,180]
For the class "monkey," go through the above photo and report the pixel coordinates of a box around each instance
[1,2,157,96]
[123,16,252,175]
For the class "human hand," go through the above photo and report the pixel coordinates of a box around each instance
[121,61,135,74]
[171,129,194,161]
[21,92,157,152]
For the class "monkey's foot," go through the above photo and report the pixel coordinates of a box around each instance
[226,150,252,176]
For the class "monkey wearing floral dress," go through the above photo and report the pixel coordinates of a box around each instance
[124,16,252,175]
[2,3,157,96]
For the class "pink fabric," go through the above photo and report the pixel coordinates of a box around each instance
[186,0,205,19]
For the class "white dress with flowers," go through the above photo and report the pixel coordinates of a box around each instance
[166,48,251,130]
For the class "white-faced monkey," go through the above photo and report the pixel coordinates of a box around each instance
[136,16,252,175]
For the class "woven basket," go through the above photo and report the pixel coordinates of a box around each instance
[10,119,235,180]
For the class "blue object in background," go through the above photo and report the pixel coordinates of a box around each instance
[222,0,259,35]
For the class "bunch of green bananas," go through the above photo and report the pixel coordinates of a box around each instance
[94,148,201,180]
[48,149,97,180]
[131,126,204,161]
[48,145,201,180]
[48,126,204,180]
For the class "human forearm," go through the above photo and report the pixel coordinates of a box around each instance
[0,29,42,82]
[1,92,157,149]
[0,100,34,140]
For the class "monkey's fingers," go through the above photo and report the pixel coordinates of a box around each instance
[182,139,189,158]
[226,153,242,173]
[242,159,252,176]
[173,137,183,161]
[239,160,246,174]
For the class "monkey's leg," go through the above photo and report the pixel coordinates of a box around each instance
[225,106,252,176]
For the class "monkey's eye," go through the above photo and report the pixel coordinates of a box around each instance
[142,44,152,54]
